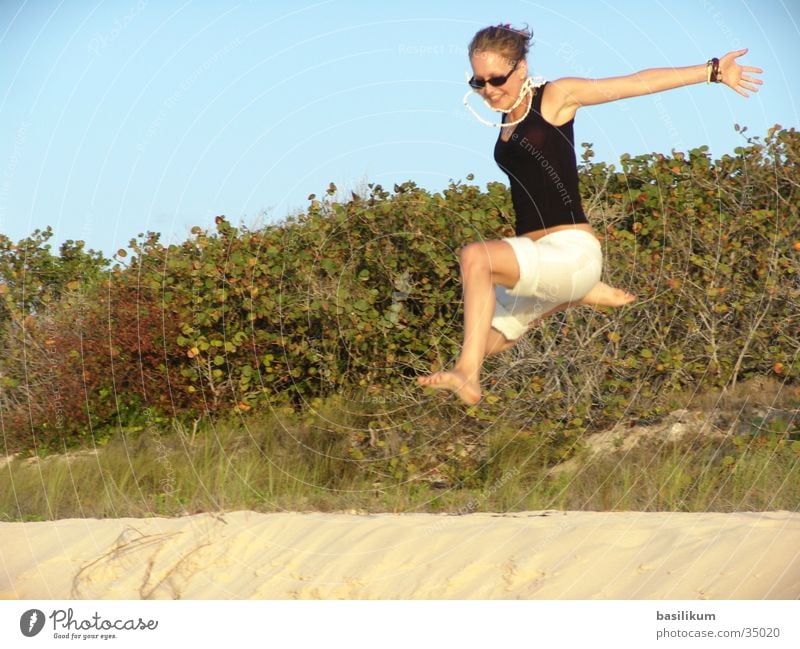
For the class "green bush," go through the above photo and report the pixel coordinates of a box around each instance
[1,126,797,465]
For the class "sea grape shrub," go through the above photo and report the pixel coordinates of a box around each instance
[0,126,797,452]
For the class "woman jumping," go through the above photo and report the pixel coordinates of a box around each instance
[418,24,763,405]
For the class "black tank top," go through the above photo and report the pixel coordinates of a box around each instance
[494,81,589,236]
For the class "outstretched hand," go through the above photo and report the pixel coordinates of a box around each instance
[719,49,763,97]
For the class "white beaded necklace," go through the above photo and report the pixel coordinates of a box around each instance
[462,76,543,128]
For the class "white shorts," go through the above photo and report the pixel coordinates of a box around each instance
[492,229,602,341]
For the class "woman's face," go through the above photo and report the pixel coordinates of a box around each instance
[469,50,528,110]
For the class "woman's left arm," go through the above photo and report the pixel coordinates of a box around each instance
[547,49,763,123]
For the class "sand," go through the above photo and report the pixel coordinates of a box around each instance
[2,510,798,599]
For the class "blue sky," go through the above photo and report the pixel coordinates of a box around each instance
[1,0,798,257]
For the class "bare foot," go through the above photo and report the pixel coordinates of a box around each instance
[580,281,637,308]
[418,369,481,405]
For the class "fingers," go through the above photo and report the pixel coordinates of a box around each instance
[732,82,759,98]
[733,70,762,96]
[740,79,760,88]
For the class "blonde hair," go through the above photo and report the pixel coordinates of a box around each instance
[468,24,533,66]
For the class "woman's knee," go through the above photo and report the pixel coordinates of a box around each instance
[459,242,490,274]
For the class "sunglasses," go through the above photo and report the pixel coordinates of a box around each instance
[467,59,519,89]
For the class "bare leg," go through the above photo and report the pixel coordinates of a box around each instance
[484,281,637,357]
[418,240,520,404]
[418,251,636,404]
[484,303,573,358]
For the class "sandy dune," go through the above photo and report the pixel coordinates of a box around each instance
[2,510,798,599]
